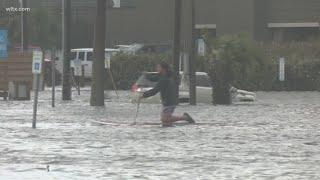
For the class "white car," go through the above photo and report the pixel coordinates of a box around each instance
[131,72,256,104]
[70,48,120,78]
[115,43,171,55]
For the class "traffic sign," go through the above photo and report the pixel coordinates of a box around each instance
[0,29,8,59]
[279,57,285,81]
[32,51,43,74]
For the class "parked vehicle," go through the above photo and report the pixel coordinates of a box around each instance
[70,48,120,78]
[131,72,256,104]
[115,43,171,55]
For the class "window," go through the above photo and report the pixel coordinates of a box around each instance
[87,52,93,61]
[136,73,159,87]
[111,0,135,8]
[71,52,77,60]
[79,52,85,61]
[196,75,211,87]
[112,0,121,8]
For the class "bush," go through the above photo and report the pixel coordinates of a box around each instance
[263,42,320,91]
[105,53,170,90]
[106,35,320,92]
[203,34,320,91]
[205,34,272,91]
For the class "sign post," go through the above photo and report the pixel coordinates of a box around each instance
[0,29,8,59]
[279,57,285,82]
[32,50,43,129]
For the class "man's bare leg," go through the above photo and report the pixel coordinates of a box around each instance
[161,114,188,126]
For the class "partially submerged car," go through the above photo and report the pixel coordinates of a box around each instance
[115,43,171,55]
[131,72,256,104]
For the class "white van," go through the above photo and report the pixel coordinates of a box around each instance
[70,48,120,78]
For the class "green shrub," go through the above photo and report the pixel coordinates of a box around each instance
[105,53,170,90]
[206,34,272,91]
[204,34,320,91]
[264,42,320,91]
[106,35,320,91]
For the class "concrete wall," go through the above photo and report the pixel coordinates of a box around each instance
[216,0,255,37]
[106,0,174,46]
[4,0,320,47]
[268,0,320,23]
[196,0,216,25]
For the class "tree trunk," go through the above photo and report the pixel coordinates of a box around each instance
[212,59,232,105]
[172,0,182,105]
[90,0,106,106]
[62,0,72,100]
[189,0,196,105]
[21,0,28,51]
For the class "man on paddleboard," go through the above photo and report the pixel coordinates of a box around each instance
[139,62,195,127]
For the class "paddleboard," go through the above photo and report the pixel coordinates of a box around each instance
[89,120,215,127]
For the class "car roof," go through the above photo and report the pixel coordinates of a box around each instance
[71,48,120,52]
[143,71,208,76]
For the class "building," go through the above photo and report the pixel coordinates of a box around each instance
[3,0,320,48]
[109,0,320,46]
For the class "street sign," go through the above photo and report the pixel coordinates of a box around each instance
[73,59,82,76]
[105,54,111,69]
[279,57,285,81]
[0,29,8,59]
[32,50,43,129]
[32,51,43,74]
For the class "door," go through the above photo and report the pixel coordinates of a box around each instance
[80,52,89,78]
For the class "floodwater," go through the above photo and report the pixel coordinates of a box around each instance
[0,89,319,180]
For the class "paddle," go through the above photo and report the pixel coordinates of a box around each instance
[132,97,141,125]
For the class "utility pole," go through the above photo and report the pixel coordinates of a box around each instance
[90,0,106,106]
[189,0,196,105]
[51,48,56,108]
[21,0,28,52]
[62,0,72,100]
[173,0,182,105]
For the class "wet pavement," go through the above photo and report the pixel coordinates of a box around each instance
[0,89,319,179]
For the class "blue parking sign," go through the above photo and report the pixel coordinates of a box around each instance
[34,62,40,71]
[0,29,8,59]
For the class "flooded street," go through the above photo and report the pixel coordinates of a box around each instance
[0,89,319,179]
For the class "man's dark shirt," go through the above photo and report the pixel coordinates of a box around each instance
[142,74,177,106]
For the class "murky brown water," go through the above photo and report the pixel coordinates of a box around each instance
[0,90,319,179]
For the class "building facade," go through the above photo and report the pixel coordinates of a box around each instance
[110,0,320,46]
[3,0,320,47]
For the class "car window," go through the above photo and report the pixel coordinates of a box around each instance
[79,52,85,61]
[87,52,93,61]
[136,73,159,87]
[196,75,211,87]
[145,73,159,82]
[71,52,77,59]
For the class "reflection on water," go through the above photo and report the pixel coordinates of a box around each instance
[0,90,319,179]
